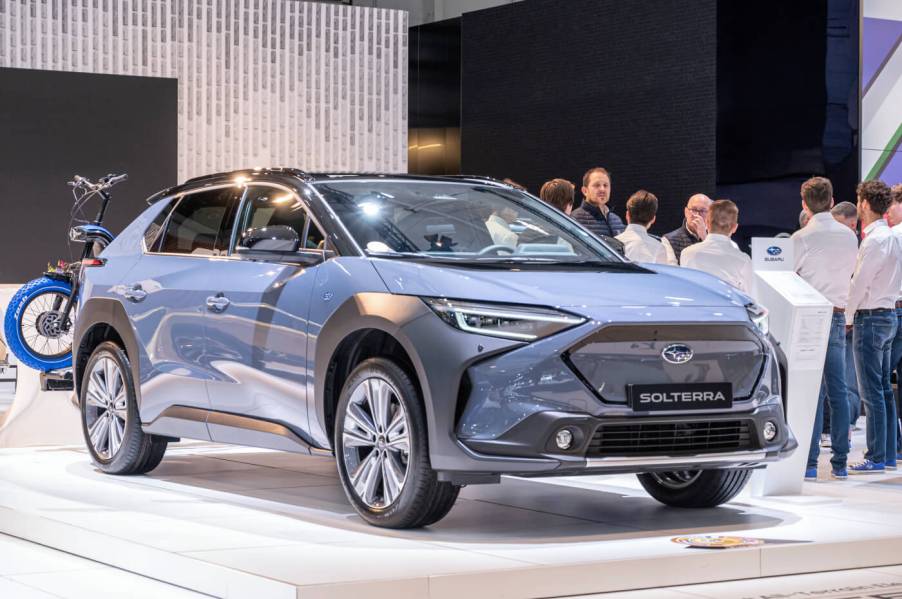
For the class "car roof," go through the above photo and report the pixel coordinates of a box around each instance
[147,169,514,203]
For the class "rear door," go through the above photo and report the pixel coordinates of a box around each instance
[122,186,241,439]
[203,184,325,448]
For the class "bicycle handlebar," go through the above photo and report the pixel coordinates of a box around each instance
[67,173,128,192]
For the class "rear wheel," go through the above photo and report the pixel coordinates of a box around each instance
[4,277,75,371]
[80,341,168,474]
[637,468,752,508]
[334,357,459,528]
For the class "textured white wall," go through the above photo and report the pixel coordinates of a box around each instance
[0,0,408,181]
[355,0,521,26]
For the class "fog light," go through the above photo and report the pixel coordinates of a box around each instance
[555,428,574,450]
[763,421,778,442]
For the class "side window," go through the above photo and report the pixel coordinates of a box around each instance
[235,186,316,250]
[158,188,241,256]
[143,199,174,252]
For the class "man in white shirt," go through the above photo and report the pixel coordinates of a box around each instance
[615,190,668,264]
[680,199,753,293]
[847,180,902,473]
[485,206,519,248]
[792,177,858,480]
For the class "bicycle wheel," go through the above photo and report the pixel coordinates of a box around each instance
[4,276,75,371]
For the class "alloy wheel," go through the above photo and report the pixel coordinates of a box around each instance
[650,470,702,490]
[84,355,128,460]
[341,376,411,509]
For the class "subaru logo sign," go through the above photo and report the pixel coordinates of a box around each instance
[767,246,782,256]
[662,344,693,365]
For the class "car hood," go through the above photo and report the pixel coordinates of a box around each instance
[370,259,751,309]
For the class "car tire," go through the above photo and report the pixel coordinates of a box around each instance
[334,357,457,528]
[80,341,167,475]
[637,468,752,508]
[415,480,461,527]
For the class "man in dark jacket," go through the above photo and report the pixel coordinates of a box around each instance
[662,193,712,264]
[570,167,625,238]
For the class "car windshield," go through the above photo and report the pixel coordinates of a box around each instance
[313,180,622,263]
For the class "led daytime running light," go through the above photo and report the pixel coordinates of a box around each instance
[424,298,585,341]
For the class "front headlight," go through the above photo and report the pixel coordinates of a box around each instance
[747,302,769,335]
[423,297,585,341]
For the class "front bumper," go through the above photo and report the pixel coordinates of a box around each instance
[459,403,797,479]
[400,302,795,482]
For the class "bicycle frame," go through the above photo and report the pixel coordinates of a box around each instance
[56,187,113,335]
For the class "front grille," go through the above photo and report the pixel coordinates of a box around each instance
[587,420,755,457]
[566,324,767,405]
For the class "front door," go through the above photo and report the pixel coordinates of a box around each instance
[203,184,325,449]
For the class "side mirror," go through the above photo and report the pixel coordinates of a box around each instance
[599,235,627,258]
[238,225,300,252]
[237,225,334,266]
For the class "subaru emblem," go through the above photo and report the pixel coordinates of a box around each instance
[662,343,693,365]
[767,246,782,256]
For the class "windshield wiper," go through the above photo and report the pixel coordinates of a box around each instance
[554,260,646,270]
[367,251,466,261]
[448,258,648,270]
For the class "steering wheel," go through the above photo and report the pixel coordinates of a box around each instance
[477,244,516,256]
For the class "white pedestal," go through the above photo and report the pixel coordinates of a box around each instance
[751,270,832,496]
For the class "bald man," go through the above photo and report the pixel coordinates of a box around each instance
[662,193,713,265]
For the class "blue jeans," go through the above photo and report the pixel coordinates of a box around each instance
[853,310,899,466]
[892,307,902,454]
[846,327,861,424]
[808,313,850,470]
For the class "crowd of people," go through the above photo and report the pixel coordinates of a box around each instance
[527,167,902,480]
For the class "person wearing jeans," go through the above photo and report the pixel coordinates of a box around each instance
[792,177,858,480]
[853,310,898,469]
[846,327,862,426]
[847,180,902,473]
[807,313,852,477]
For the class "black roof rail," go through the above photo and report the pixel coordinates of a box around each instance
[147,168,315,205]
[145,186,177,205]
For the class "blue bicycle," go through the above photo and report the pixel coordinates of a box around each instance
[4,173,126,372]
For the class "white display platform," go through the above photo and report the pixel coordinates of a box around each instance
[0,365,81,448]
[1,441,901,599]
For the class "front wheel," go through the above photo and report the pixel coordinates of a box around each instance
[334,357,459,528]
[637,468,752,508]
[3,276,75,371]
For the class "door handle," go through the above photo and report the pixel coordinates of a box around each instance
[206,294,231,313]
[123,284,147,303]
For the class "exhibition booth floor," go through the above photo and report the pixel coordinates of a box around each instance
[1,440,902,599]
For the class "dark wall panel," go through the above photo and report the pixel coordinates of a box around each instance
[460,0,717,234]
[0,67,177,282]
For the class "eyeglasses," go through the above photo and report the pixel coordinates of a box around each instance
[687,207,709,216]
